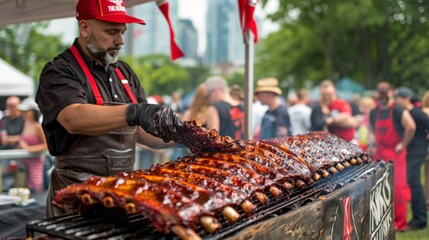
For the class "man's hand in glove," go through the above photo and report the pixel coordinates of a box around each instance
[125,103,183,142]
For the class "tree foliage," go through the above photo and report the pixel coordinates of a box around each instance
[258,0,429,92]
[0,20,208,98]
[0,22,67,81]
[124,54,193,96]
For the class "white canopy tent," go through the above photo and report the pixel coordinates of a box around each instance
[0,58,34,97]
[0,0,152,27]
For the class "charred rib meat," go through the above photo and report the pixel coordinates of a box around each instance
[172,119,245,153]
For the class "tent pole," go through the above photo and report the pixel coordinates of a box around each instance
[244,29,254,140]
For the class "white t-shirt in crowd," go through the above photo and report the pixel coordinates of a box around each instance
[288,103,312,135]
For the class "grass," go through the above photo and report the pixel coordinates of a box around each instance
[395,206,429,240]
[396,164,429,240]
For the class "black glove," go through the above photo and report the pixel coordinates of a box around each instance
[125,103,183,142]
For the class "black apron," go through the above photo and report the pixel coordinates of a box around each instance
[47,45,138,217]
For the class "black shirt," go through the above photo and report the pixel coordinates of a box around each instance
[408,107,429,155]
[369,104,405,138]
[2,116,24,136]
[1,115,24,149]
[260,104,291,139]
[310,105,328,131]
[213,101,244,139]
[36,39,146,155]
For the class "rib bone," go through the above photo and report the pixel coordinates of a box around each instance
[171,225,202,240]
[200,216,221,234]
[222,206,241,223]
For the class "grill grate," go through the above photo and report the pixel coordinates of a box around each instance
[27,162,380,240]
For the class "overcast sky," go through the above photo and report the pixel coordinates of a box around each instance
[46,0,279,55]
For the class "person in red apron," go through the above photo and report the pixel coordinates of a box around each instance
[36,0,182,217]
[369,81,416,231]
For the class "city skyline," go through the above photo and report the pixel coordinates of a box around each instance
[46,0,279,57]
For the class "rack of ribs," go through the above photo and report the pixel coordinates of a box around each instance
[170,119,246,153]
[53,130,370,240]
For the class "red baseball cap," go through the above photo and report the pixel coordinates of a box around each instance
[76,0,145,25]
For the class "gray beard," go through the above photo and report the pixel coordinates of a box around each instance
[87,35,119,65]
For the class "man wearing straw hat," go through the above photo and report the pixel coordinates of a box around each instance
[255,77,291,139]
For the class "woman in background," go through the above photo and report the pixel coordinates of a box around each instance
[183,83,210,124]
[18,98,47,193]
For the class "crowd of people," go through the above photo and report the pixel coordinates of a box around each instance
[156,76,429,232]
[0,96,48,193]
[4,75,426,230]
[157,77,429,232]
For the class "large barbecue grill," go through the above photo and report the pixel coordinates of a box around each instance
[26,161,388,240]
[25,128,395,240]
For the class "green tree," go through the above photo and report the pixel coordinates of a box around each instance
[226,71,245,86]
[259,0,429,90]
[125,54,190,96]
[183,65,211,91]
[124,54,212,97]
[0,22,67,81]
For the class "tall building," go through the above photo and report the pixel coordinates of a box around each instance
[125,0,180,57]
[205,0,244,66]
[177,19,199,63]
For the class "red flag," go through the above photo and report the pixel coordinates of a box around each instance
[245,1,258,42]
[156,0,184,60]
[237,0,258,43]
[238,0,246,27]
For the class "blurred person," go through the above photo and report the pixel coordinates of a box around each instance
[166,90,185,160]
[230,84,244,103]
[355,96,376,151]
[287,91,298,107]
[310,80,356,141]
[422,90,429,210]
[205,76,244,139]
[422,91,429,116]
[17,98,47,193]
[1,96,24,149]
[310,101,329,132]
[252,95,268,140]
[0,96,24,190]
[394,87,429,230]
[369,81,416,231]
[288,89,311,135]
[350,94,362,116]
[255,77,290,139]
[183,83,210,124]
[37,0,182,216]
[169,90,184,117]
